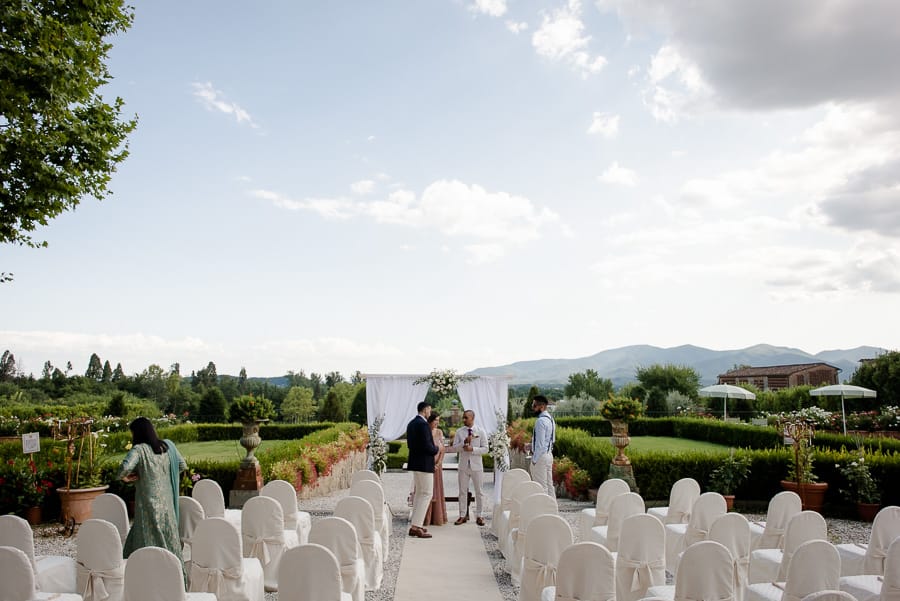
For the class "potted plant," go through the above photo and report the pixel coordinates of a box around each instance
[779,416,828,512]
[836,448,881,521]
[0,455,55,524]
[228,395,275,468]
[709,449,751,510]
[600,395,643,466]
[54,417,111,528]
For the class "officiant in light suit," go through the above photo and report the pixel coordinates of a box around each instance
[449,409,489,525]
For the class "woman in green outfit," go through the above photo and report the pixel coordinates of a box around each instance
[117,417,187,562]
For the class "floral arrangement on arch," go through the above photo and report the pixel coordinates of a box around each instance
[488,409,511,472]
[836,448,880,504]
[367,414,389,475]
[413,368,476,398]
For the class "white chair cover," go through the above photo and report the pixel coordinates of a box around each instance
[0,545,83,601]
[590,492,645,553]
[649,478,701,525]
[124,546,216,601]
[277,544,352,601]
[838,506,900,576]
[710,513,752,601]
[502,480,545,559]
[541,542,615,601]
[259,480,311,544]
[511,493,559,585]
[579,478,630,541]
[665,492,727,574]
[76,519,126,601]
[649,540,735,601]
[519,515,573,601]
[0,514,77,594]
[840,537,900,601]
[493,469,531,539]
[90,494,129,546]
[746,540,840,601]
[241,496,295,592]
[189,517,264,601]
[616,514,667,601]
[334,496,383,591]
[749,511,827,584]
[310,517,366,601]
[350,479,390,558]
[192,480,242,531]
[750,492,802,551]
[179,496,205,578]
[350,470,381,486]
[802,592,858,601]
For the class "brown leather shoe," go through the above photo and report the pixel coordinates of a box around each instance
[408,526,432,538]
[476,517,485,526]
[454,516,468,525]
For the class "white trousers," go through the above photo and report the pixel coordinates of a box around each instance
[410,471,434,528]
[457,465,484,518]
[531,452,554,497]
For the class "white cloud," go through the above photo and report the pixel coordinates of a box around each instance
[350,180,375,195]
[254,179,563,262]
[470,0,507,17]
[506,20,528,34]
[367,135,376,142]
[607,0,900,110]
[531,0,606,77]
[191,81,257,127]
[598,161,638,186]
[587,112,620,138]
[643,45,713,122]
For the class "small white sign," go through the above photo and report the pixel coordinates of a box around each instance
[22,432,40,454]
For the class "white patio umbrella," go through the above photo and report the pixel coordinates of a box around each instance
[810,384,877,435]
[698,384,756,420]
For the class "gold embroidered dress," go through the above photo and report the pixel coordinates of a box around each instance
[116,441,186,559]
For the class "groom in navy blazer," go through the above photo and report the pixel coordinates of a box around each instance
[407,401,438,538]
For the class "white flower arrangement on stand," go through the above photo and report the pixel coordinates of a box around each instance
[413,368,476,398]
[489,410,511,472]
[367,414,388,475]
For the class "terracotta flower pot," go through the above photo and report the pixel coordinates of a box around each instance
[857,502,880,522]
[723,495,735,511]
[58,485,109,525]
[24,506,42,526]
[780,480,828,513]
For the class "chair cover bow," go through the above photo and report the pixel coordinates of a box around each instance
[524,557,558,588]
[619,557,665,591]
[77,561,124,601]
[190,562,244,596]
[669,509,690,523]
[245,534,284,567]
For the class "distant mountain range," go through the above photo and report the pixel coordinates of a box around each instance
[468,344,888,386]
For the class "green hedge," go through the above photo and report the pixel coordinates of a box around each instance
[385,440,495,471]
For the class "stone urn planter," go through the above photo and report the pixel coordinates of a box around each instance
[58,485,109,525]
[239,420,267,468]
[610,420,631,466]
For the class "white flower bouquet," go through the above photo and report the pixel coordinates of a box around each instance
[489,410,511,472]
[414,368,475,398]
[367,414,388,475]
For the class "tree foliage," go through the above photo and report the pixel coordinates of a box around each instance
[0,0,138,260]
[852,351,900,408]
[635,363,701,417]
[318,389,347,422]
[564,369,614,401]
[281,386,316,423]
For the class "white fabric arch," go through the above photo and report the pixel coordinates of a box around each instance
[364,374,508,442]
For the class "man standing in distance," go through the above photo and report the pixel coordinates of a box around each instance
[530,395,556,497]
[449,409,488,525]
[406,401,438,538]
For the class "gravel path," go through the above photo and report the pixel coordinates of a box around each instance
[31,472,874,601]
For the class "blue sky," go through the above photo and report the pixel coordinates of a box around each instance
[3,0,899,378]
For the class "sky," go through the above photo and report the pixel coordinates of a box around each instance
[2,0,899,379]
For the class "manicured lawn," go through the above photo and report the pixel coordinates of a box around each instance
[108,439,294,463]
[623,436,728,453]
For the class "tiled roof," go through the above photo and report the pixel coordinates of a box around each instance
[718,362,838,378]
